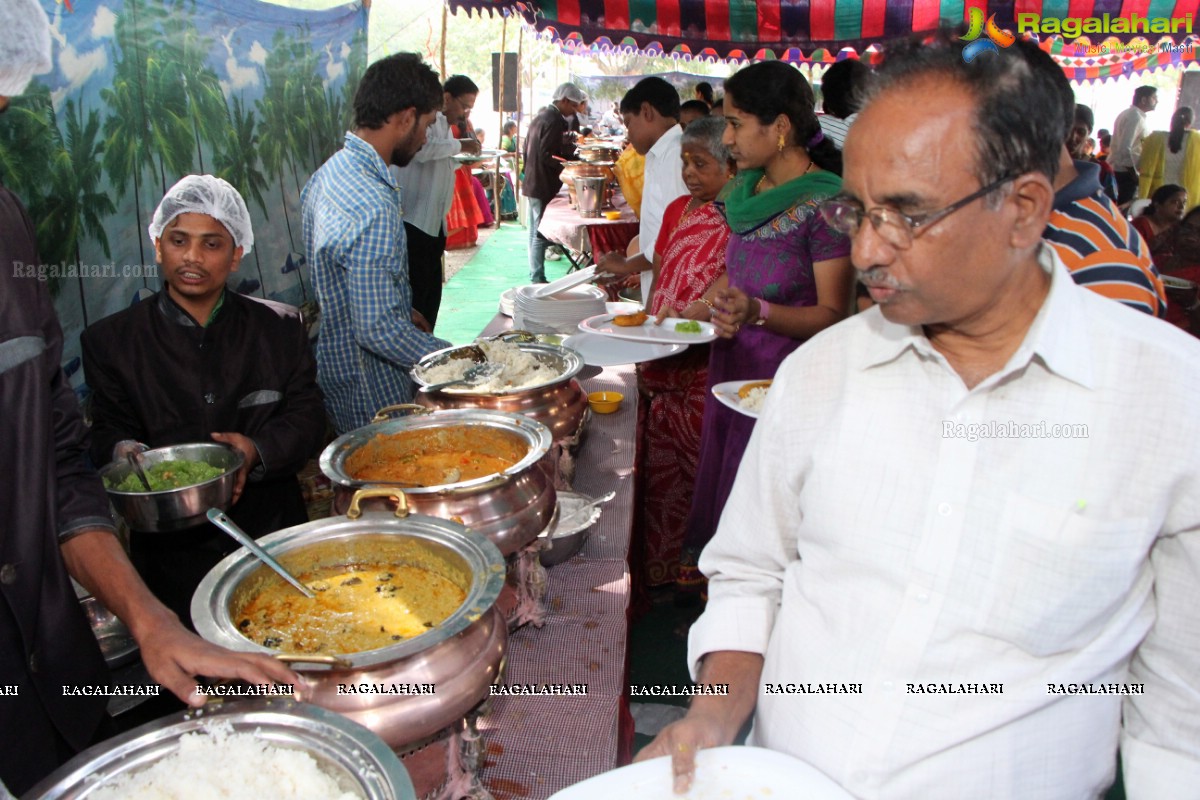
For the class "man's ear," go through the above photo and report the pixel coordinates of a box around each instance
[388,106,417,137]
[230,246,243,274]
[1008,172,1055,250]
[153,238,163,265]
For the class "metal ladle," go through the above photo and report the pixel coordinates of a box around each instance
[206,508,315,599]
[422,361,505,392]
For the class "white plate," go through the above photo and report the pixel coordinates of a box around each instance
[711,380,772,419]
[547,746,852,800]
[499,287,517,316]
[532,265,606,298]
[561,333,684,366]
[579,313,718,345]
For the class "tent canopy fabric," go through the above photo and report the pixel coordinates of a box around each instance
[450,0,1199,79]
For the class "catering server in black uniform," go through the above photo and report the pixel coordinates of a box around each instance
[82,175,327,627]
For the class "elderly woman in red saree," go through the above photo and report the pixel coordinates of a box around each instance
[636,116,733,589]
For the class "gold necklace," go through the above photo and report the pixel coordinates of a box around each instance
[755,160,817,194]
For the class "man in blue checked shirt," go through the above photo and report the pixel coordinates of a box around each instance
[302,53,453,433]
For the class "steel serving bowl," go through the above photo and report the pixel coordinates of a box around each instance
[99,443,244,533]
[23,697,416,800]
[539,491,604,567]
[412,343,589,445]
[192,501,508,749]
[320,409,556,556]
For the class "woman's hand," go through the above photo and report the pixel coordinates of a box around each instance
[655,300,713,325]
[711,287,758,338]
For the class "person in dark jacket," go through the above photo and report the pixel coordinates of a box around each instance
[522,82,585,282]
[0,10,298,793]
[82,175,327,626]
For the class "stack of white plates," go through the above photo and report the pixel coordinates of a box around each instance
[498,287,522,316]
[514,284,607,334]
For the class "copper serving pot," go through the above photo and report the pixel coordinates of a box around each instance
[411,342,589,446]
[320,408,556,556]
[576,144,622,164]
[191,490,507,750]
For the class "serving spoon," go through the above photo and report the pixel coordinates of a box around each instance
[206,508,315,599]
[126,452,154,492]
[422,361,505,392]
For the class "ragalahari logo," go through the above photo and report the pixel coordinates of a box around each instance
[960,8,1015,61]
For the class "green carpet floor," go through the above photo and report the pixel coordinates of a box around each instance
[434,223,577,345]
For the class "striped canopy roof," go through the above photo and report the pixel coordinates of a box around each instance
[449,0,1199,79]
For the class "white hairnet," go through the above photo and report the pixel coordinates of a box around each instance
[148,175,254,254]
[552,83,587,103]
[0,0,53,97]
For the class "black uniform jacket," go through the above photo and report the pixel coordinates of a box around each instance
[0,186,112,794]
[81,289,327,536]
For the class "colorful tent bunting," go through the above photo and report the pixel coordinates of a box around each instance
[449,0,1198,79]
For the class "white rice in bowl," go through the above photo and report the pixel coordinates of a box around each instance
[740,386,770,414]
[87,721,361,800]
[419,340,561,393]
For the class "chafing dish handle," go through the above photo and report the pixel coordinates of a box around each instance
[346,487,411,520]
[370,403,430,423]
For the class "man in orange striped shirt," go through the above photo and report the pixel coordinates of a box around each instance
[1045,157,1166,318]
[1031,47,1167,318]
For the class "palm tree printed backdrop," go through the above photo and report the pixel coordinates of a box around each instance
[0,0,366,385]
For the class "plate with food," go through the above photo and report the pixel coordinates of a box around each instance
[547,745,851,800]
[452,148,506,164]
[578,313,718,345]
[711,379,773,418]
[561,332,685,366]
[1160,274,1197,290]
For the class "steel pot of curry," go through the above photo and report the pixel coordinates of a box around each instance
[191,489,507,749]
[411,342,589,446]
[320,408,556,556]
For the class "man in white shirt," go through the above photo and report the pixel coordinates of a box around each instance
[640,36,1200,799]
[1110,85,1157,205]
[599,77,688,304]
[392,74,481,328]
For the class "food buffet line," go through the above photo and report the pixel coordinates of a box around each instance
[25,320,641,800]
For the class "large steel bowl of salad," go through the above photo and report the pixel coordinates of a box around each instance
[99,442,245,533]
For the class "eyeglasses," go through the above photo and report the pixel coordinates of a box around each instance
[820,175,1016,250]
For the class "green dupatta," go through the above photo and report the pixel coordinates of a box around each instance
[720,168,842,235]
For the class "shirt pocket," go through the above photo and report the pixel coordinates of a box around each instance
[234,389,283,433]
[976,492,1152,656]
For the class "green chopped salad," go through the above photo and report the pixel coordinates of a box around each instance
[108,459,226,493]
[674,320,703,334]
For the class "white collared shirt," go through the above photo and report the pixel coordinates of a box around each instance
[637,123,688,299]
[390,112,462,237]
[1110,106,1147,171]
[690,247,1200,798]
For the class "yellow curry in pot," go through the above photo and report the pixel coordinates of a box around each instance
[344,425,527,486]
[235,563,466,654]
